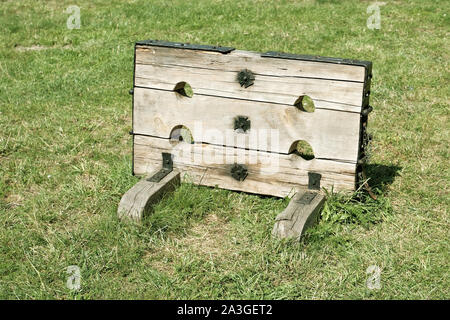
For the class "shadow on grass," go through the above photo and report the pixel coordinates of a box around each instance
[365,163,402,193]
[137,164,402,243]
[302,163,402,243]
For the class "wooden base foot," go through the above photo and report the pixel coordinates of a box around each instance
[118,170,180,222]
[272,190,326,240]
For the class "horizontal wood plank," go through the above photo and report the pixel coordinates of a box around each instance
[135,63,364,109]
[136,46,366,82]
[133,135,356,197]
[133,87,361,162]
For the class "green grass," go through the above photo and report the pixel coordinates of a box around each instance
[0,0,448,299]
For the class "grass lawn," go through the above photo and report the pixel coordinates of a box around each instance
[0,0,448,299]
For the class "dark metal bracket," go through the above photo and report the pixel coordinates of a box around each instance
[135,39,235,54]
[290,173,321,205]
[358,80,373,193]
[361,104,373,117]
[308,172,321,191]
[147,153,173,182]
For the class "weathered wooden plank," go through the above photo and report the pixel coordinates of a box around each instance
[272,190,326,240]
[118,170,180,221]
[135,63,364,109]
[135,46,366,83]
[133,135,356,197]
[133,87,361,162]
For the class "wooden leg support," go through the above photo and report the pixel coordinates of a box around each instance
[272,190,326,241]
[118,170,180,222]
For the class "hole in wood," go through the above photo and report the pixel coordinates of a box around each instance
[173,81,194,98]
[169,125,194,144]
[289,140,315,160]
[294,95,315,112]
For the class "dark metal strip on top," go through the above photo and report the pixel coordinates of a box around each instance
[135,39,235,54]
[261,51,372,76]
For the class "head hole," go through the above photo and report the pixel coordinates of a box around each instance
[289,140,315,160]
[169,125,194,144]
[294,95,315,113]
[174,81,194,98]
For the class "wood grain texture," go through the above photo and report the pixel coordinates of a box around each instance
[135,46,366,82]
[130,45,366,196]
[133,87,361,162]
[118,170,180,221]
[135,63,364,110]
[272,190,326,240]
[133,135,356,197]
